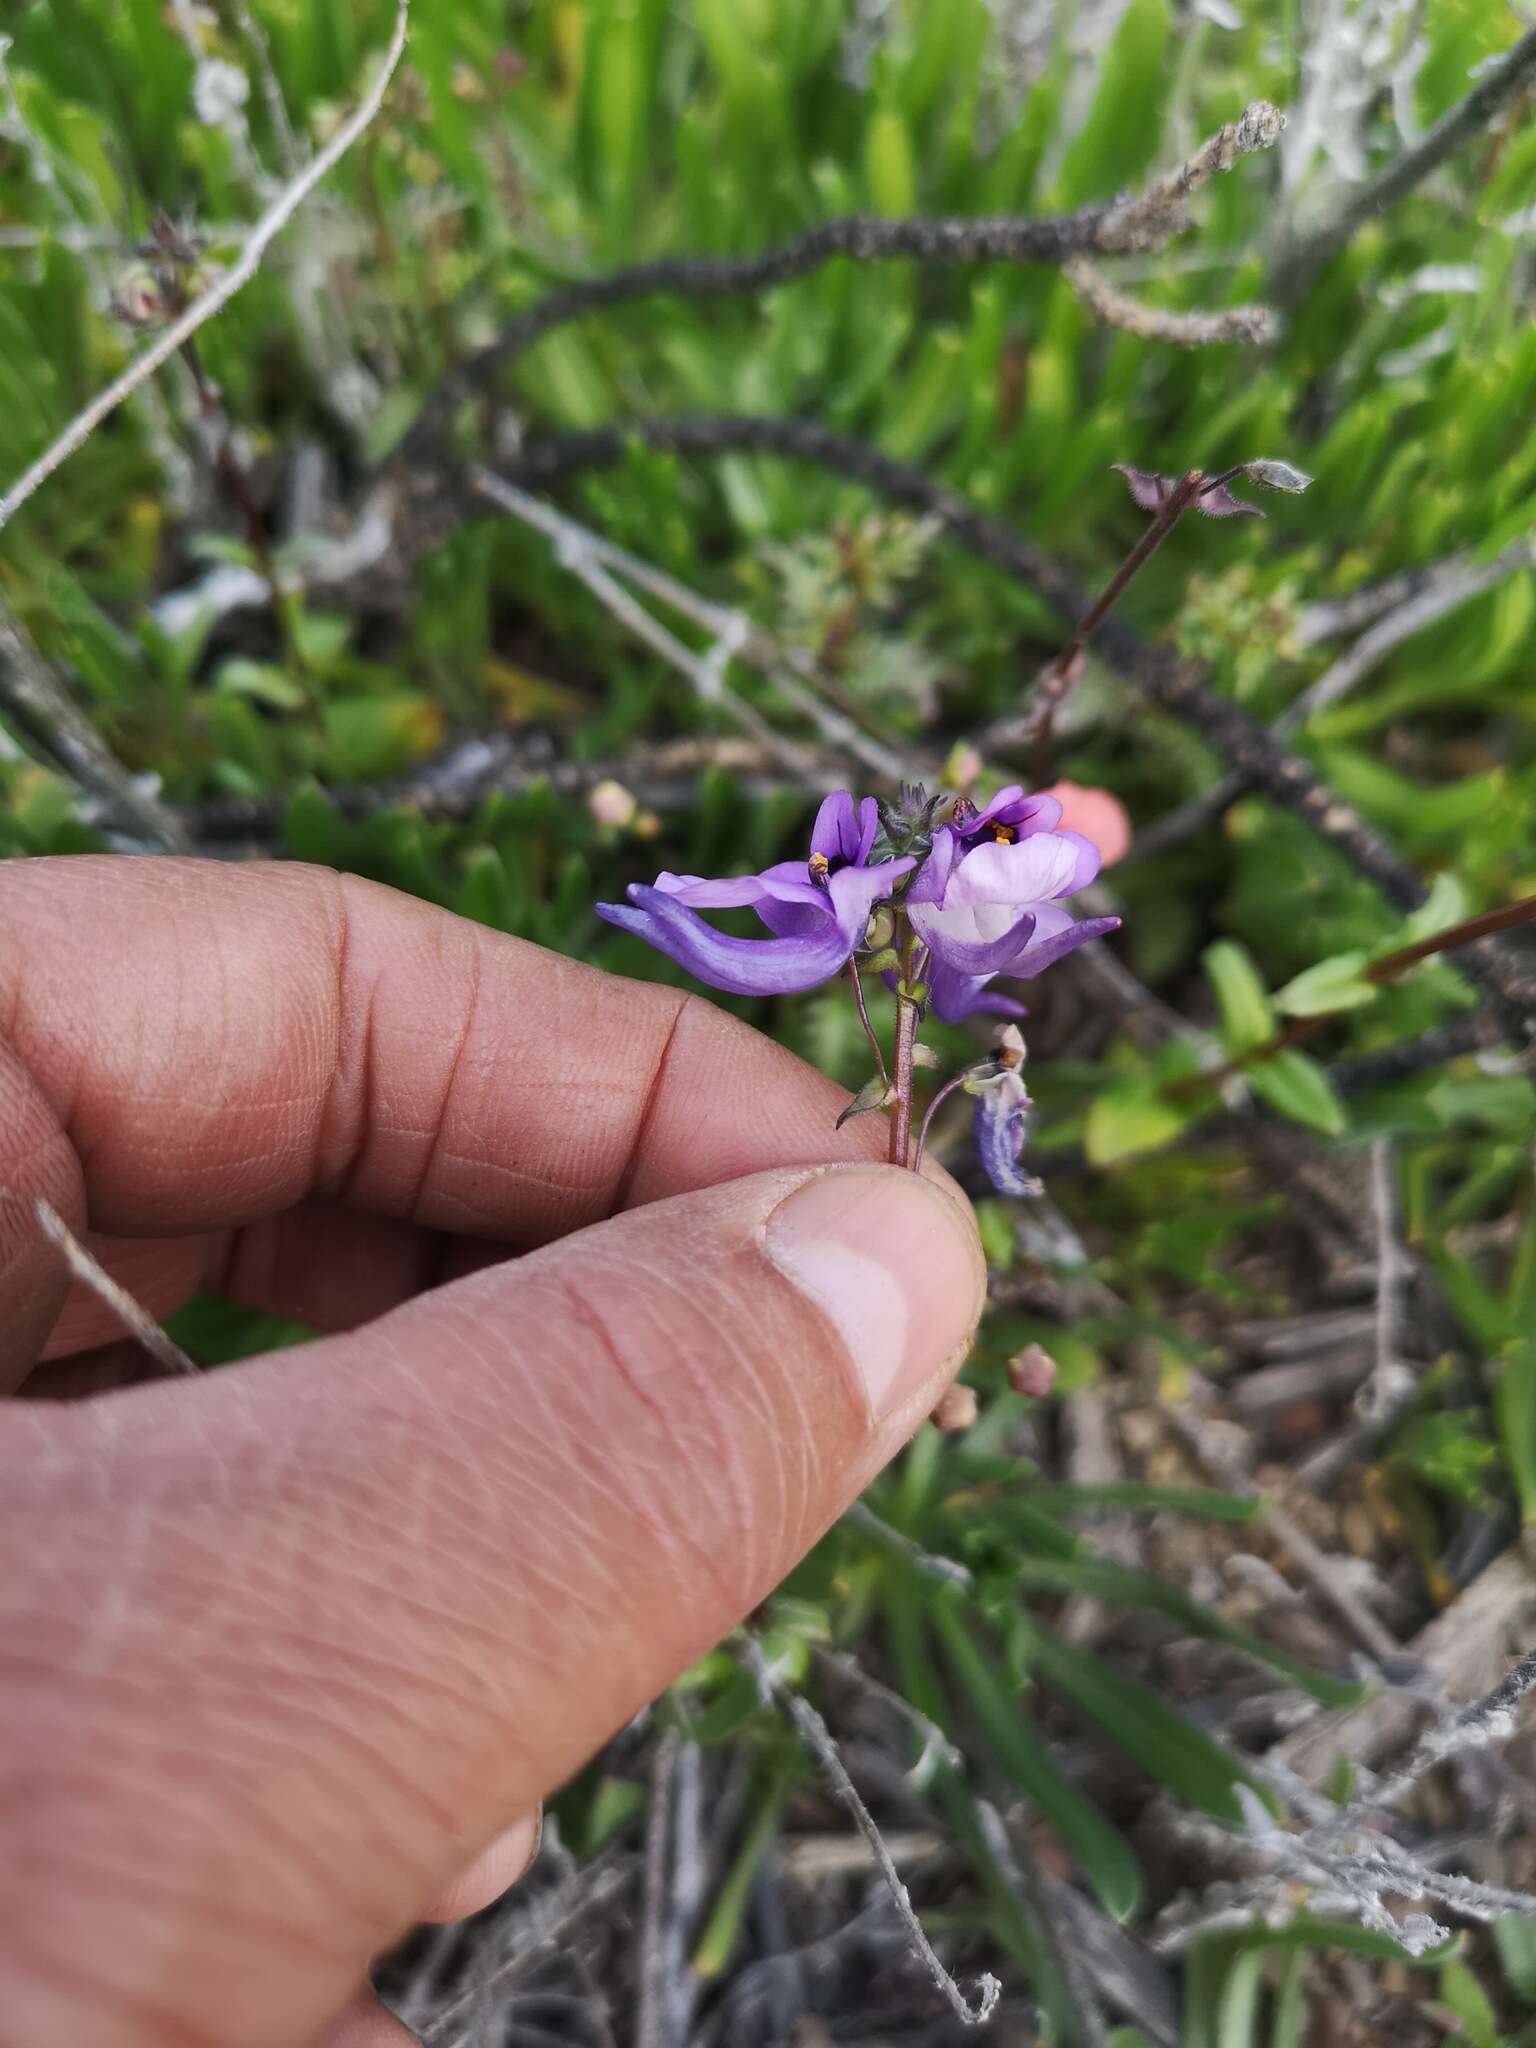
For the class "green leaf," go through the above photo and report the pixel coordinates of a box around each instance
[1021,1483,1262,1523]
[1395,871,1470,948]
[283,783,349,867]
[1008,1558,1365,1705]
[929,1603,1143,1920]
[1495,1915,1536,2004]
[1274,951,1378,1018]
[1203,941,1277,1055]
[1025,1625,1273,1824]
[1248,1050,1349,1135]
[1086,1076,1194,1165]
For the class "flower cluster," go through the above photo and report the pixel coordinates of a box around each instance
[598,784,1120,1198]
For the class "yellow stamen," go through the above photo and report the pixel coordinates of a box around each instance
[992,824,1017,845]
[808,851,830,878]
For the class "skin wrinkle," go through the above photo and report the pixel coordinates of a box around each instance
[0,861,985,2048]
[559,1268,751,1620]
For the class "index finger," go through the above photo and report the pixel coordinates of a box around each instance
[0,855,903,1349]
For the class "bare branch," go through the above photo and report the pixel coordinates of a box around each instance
[472,468,904,782]
[740,1636,1000,2028]
[397,101,1285,468]
[0,0,410,533]
[34,1200,199,1378]
[1095,101,1286,252]
[1064,257,1277,345]
[1271,27,1536,302]
[1284,535,1536,730]
[0,596,192,851]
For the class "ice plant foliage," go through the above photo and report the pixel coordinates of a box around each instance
[598,784,1120,1197]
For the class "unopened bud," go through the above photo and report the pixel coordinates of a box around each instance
[587,778,637,829]
[996,1023,1026,1070]
[864,904,897,952]
[1008,1343,1057,1399]
[931,1383,979,1432]
[945,742,984,793]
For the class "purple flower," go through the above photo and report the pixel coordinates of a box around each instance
[596,792,914,998]
[905,788,1120,1022]
[967,1030,1042,1198]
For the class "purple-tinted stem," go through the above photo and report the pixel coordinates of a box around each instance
[889,997,917,1169]
[180,337,303,672]
[1029,468,1204,781]
[847,955,889,1088]
[913,1069,973,1173]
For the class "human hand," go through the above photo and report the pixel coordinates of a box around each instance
[0,857,984,2048]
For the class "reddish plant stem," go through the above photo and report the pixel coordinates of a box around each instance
[1029,468,1207,781]
[889,996,918,1169]
[1166,890,1536,1104]
[181,337,302,671]
[914,1069,973,1173]
[847,956,889,1088]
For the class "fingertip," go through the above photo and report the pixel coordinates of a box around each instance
[315,1990,420,2047]
[419,1808,542,1924]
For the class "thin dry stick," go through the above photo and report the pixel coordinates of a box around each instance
[0,0,410,533]
[473,468,905,782]
[1063,257,1276,345]
[1283,536,1536,731]
[635,1730,678,2048]
[1356,1644,1536,1820]
[1271,27,1536,302]
[0,597,192,850]
[740,1636,1001,2028]
[400,103,1285,469]
[34,1200,199,1377]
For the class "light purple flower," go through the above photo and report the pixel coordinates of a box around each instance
[905,788,1120,1022]
[971,1063,1041,1198]
[596,792,914,997]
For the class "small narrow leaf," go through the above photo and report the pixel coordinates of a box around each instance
[1203,940,1276,1054]
[1249,1049,1349,1135]
[836,1075,893,1129]
[1274,951,1378,1018]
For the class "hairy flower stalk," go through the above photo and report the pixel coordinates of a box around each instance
[598,782,1120,1196]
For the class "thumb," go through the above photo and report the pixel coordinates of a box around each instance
[2,1163,983,2048]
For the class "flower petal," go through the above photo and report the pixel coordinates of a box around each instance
[825,853,915,942]
[911,904,1038,976]
[926,963,1028,1024]
[1010,913,1122,978]
[946,832,1099,906]
[809,792,860,866]
[973,1085,1041,1198]
[596,885,851,995]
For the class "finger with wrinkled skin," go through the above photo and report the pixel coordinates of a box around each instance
[0,857,946,1390]
[0,1163,983,2048]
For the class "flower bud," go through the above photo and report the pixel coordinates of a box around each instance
[931,1384,979,1432]
[1008,1343,1057,1399]
[587,779,637,829]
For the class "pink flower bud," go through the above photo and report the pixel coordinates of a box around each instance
[587,779,638,829]
[1007,1343,1057,1399]
[931,1383,979,1432]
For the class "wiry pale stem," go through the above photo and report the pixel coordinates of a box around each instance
[0,0,411,532]
[847,956,889,1089]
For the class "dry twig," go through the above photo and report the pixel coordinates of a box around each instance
[34,1199,199,1378]
[0,0,410,533]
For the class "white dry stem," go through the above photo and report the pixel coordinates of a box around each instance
[741,1636,1001,2028]
[1064,258,1277,346]
[34,1200,199,1378]
[1284,535,1536,730]
[473,469,905,784]
[1096,101,1286,253]
[0,0,410,534]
